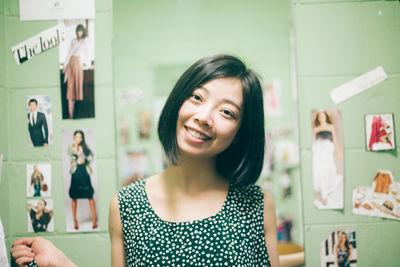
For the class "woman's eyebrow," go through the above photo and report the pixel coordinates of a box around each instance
[197,86,241,111]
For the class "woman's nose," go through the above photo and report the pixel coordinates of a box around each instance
[194,107,213,128]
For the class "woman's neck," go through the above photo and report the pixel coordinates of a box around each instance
[161,156,228,196]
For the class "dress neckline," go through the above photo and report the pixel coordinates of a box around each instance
[141,178,232,225]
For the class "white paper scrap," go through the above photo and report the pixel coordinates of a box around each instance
[11,24,65,65]
[0,218,9,267]
[330,66,387,104]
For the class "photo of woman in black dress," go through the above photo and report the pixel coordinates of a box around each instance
[68,130,97,230]
[27,199,53,233]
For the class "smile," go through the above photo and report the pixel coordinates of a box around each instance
[185,126,212,141]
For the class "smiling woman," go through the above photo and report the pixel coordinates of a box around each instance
[11,54,279,267]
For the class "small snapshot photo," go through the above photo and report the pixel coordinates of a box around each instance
[61,128,99,232]
[365,113,395,151]
[320,229,357,267]
[58,19,95,119]
[27,199,54,233]
[26,95,53,147]
[26,163,51,197]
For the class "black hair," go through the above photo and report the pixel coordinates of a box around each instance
[73,130,92,158]
[75,24,87,39]
[28,98,37,105]
[158,54,265,186]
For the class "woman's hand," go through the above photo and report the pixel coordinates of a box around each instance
[11,237,77,267]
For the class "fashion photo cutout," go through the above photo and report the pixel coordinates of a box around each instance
[352,170,400,221]
[27,199,54,233]
[58,19,95,120]
[26,163,51,198]
[320,229,357,267]
[311,109,344,209]
[61,128,99,232]
[26,95,53,147]
[365,113,395,151]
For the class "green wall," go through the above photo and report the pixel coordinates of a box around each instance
[0,0,116,266]
[293,1,400,266]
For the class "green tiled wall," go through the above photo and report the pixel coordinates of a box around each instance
[293,1,400,266]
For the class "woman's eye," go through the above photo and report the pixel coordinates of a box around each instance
[222,110,236,119]
[191,94,202,101]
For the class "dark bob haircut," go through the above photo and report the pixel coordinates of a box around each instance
[75,24,87,39]
[158,54,265,186]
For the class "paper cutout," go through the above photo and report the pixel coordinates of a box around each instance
[61,129,99,232]
[11,24,65,65]
[320,229,357,267]
[26,163,52,197]
[311,109,344,209]
[330,66,387,104]
[19,0,95,21]
[27,199,54,233]
[365,113,395,151]
[59,19,95,120]
[263,79,282,117]
[353,170,400,221]
[27,95,53,147]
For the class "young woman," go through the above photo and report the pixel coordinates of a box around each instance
[30,165,44,197]
[63,24,90,119]
[27,200,53,233]
[335,232,352,267]
[312,110,343,209]
[68,130,97,230]
[11,55,279,267]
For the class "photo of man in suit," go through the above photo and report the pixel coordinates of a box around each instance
[28,98,49,147]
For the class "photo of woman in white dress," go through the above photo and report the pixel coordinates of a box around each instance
[311,110,344,209]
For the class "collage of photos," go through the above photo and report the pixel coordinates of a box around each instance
[61,129,99,232]
[25,164,53,233]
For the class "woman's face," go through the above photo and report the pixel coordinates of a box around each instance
[318,112,327,123]
[176,77,243,159]
[74,132,83,145]
[77,30,83,39]
[339,233,347,244]
[36,201,46,212]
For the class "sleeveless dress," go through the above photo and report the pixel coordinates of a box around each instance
[118,178,271,266]
[312,130,343,209]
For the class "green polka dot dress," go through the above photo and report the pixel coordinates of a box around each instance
[118,178,271,266]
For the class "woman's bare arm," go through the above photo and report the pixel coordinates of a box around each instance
[109,194,126,267]
[263,189,280,267]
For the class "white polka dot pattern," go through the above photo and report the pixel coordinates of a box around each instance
[118,179,271,266]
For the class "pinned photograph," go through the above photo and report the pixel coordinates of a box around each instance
[365,113,395,151]
[263,79,282,117]
[311,109,344,209]
[138,110,151,139]
[320,229,357,267]
[353,170,400,221]
[120,151,149,186]
[26,163,51,197]
[27,96,53,147]
[27,199,54,233]
[59,19,95,119]
[62,129,99,232]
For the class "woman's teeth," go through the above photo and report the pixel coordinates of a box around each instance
[187,128,210,140]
